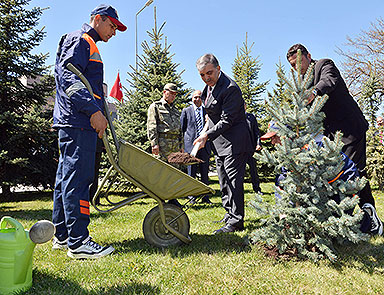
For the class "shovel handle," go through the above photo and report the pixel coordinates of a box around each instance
[190,121,209,157]
[190,142,200,157]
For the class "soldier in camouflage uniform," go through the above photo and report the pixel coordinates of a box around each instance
[147,83,183,163]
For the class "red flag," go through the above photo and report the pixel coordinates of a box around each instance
[109,72,123,103]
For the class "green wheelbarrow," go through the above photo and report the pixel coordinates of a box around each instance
[65,64,215,248]
[96,136,214,248]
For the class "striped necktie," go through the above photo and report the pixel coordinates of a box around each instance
[195,107,203,135]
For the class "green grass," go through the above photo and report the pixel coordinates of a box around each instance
[1,179,384,294]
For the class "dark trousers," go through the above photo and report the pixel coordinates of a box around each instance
[187,147,209,185]
[52,127,96,249]
[215,152,248,227]
[246,153,261,192]
[341,134,375,207]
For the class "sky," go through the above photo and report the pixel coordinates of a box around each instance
[30,0,384,102]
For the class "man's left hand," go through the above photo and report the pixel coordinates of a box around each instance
[193,133,208,150]
[307,92,316,105]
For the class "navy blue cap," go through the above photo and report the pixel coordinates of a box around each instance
[91,4,127,32]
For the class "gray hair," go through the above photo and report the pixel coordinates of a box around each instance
[196,54,219,71]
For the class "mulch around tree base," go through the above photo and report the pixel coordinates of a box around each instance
[262,244,299,260]
[167,152,204,164]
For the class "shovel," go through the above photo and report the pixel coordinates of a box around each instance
[190,121,209,157]
[168,121,209,165]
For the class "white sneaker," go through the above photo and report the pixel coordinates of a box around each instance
[362,203,383,236]
[52,237,68,250]
[67,237,114,259]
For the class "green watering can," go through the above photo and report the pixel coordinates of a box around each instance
[0,216,55,295]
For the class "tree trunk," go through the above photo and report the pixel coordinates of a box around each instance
[0,185,11,202]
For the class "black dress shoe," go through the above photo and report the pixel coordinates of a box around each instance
[213,224,244,234]
[201,196,212,204]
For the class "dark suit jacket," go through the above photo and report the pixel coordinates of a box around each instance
[246,112,261,151]
[313,59,369,144]
[180,105,210,154]
[202,72,252,156]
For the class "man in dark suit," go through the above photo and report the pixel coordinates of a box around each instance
[286,43,383,236]
[193,54,252,233]
[180,89,212,204]
[245,104,262,193]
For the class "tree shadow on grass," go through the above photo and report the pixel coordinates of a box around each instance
[332,240,384,274]
[0,209,53,222]
[19,269,160,295]
[113,232,251,258]
[1,191,52,203]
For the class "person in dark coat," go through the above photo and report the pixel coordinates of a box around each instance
[193,54,252,233]
[180,89,212,204]
[244,104,262,193]
[286,43,383,235]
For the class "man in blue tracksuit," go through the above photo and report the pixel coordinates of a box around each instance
[52,4,126,259]
[261,121,379,234]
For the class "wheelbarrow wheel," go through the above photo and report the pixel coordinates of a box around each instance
[143,203,190,247]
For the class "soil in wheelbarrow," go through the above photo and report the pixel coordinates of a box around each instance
[167,152,204,165]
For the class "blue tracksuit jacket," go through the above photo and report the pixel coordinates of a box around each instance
[53,23,104,130]
[275,134,359,199]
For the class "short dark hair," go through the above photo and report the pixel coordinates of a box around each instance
[90,14,108,23]
[286,44,309,60]
[196,54,219,71]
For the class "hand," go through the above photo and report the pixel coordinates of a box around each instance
[255,145,262,151]
[152,145,159,155]
[90,111,108,138]
[307,92,316,105]
[193,133,208,150]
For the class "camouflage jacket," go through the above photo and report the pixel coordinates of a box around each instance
[147,98,182,148]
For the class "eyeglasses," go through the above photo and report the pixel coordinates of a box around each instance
[193,96,201,99]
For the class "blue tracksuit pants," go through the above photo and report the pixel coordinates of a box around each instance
[52,127,97,249]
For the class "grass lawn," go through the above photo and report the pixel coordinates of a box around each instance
[1,179,384,295]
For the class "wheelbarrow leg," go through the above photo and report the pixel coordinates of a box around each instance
[91,165,114,207]
[157,201,192,244]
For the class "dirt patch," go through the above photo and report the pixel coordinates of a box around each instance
[262,244,299,260]
[167,152,204,164]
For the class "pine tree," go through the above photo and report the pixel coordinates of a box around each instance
[357,73,383,126]
[115,19,190,152]
[268,60,289,104]
[0,0,56,197]
[232,32,268,116]
[249,50,368,261]
[366,124,384,190]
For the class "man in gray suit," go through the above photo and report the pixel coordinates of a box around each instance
[193,54,252,233]
[180,90,212,204]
